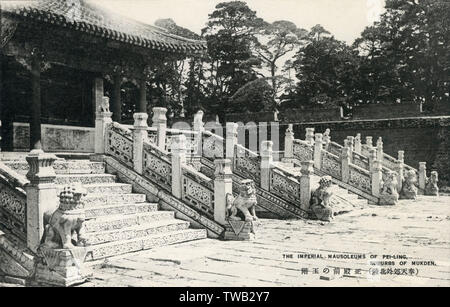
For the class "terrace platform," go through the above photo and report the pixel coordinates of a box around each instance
[80,196,450,287]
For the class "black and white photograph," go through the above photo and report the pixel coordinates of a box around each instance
[0,0,449,290]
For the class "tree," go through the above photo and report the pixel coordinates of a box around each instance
[254,20,308,102]
[353,0,450,108]
[229,78,276,113]
[201,1,265,115]
[283,25,359,109]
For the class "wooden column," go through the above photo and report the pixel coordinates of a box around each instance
[138,78,147,113]
[112,74,122,123]
[30,56,42,150]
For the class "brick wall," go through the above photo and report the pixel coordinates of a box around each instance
[351,103,423,120]
[279,107,342,123]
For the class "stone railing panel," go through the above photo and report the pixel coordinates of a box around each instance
[328,141,343,157]
[202,131,224,159]
[234,144,261,184]
[0,164,28,239]
[348,164,372,194]
[382,153,399,171]
[352,152,370,171]
[269,167,301,205]
[106,123,133,167]
[321,150,342,180]
[181,166,214,219]
[292,139,313,162]
[142,141,172,192]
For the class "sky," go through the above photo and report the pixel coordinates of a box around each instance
[94,0,386,44]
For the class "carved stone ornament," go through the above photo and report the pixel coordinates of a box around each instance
[310,176,334,222]
[100,96,111,113]
[224,179,259,241]
[425,171,439,196]
[400,169,418,200]
[36,183,89,286]
[379,171,399,206]
[42,183,88,249]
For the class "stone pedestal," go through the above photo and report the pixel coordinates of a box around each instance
[94,97,113,155]
[300,161,314,210]
[260,141,273,191]
[314,133,323,169]
[171,135,187,199]
[213,159,233,225]
[36,247,88,287]
[341,144,351,184]
[193,110,205,157]
[305,128,315,145]
[25,150,57,253]
[152,107,167,151]
[226,123,238,162]
[284,124,294,159]
[371,160,382,198]
[133,113,149,174]
[223,221,256,241]
[354,133,362,154]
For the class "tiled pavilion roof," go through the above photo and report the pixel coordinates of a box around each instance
[1,0,207,54]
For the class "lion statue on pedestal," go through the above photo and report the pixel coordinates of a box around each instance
[226,179,258,222]
[42,183,88,249]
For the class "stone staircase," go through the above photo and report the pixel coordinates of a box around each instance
[275,162,369,213]
[3,158,207,261]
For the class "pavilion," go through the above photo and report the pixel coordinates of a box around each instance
[0,0,206,152]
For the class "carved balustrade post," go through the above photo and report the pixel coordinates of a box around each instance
[305,128,315,145]
[94,96,112,155]
[341,141,351,183]
[226,122,238,164]
[171,134,186,199]
[25,150,57,252]
[368,147,377,172]
[396,151,405,192]
[299,161,314,210]
[376,137,384,162]
[366,136,373,149]
[193,110,204,157]
[354,133,362,154]
[419,162,427,191]
[322,128,331,151]
[284,124,294,159]
[152,107,167,151]
[371,159,383,198]
[260,141,273,191]
[362,136,374,156]
[133,113,148,174]
[346,136,355,158]
[314,133,323,170]
[213,159,233,225]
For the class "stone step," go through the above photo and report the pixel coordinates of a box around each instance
[84,193,147,208]
[55,174,116,185]
[84,211,175,233]
[85,203,159,219]
[85,229,208,261]
[57,183,132,194]
[3,160,105,175]
[85,220,191,245]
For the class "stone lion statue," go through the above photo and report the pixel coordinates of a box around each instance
[380,171,399,206]
[42,183,88,249]
[310,176,334,222]
[226,179,258,222]
[425,171,439,196]
[100,96,110,113]
[400,169,418,200]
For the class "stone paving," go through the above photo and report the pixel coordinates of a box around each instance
[79,196,450,287]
